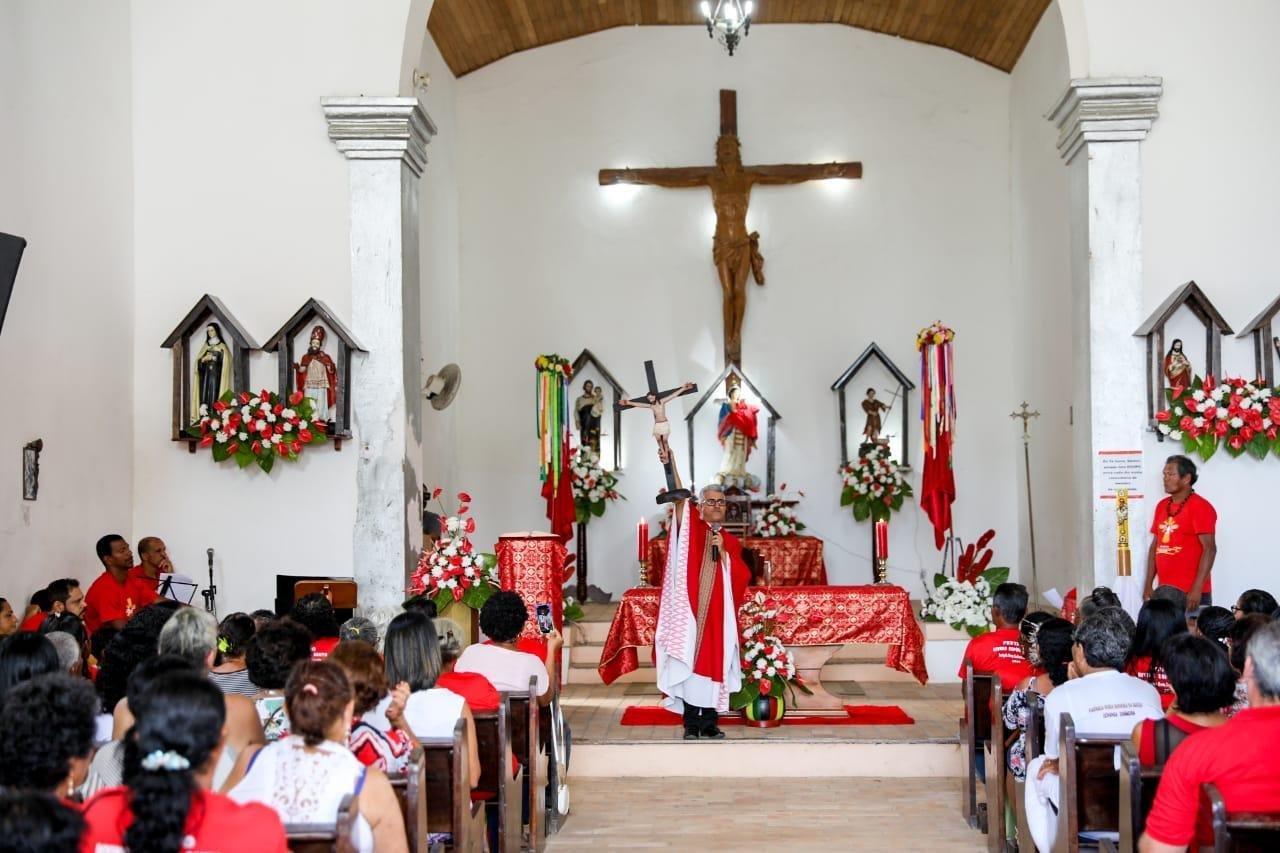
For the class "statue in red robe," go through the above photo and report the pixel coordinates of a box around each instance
[715,375,760,490]
[293,325,337,425]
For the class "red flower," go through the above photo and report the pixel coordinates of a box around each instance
[260,389,271,401]
[290,440,302,454]
[432,487,443,500]
[251,440,263,455]
[452,587,464,601]
[1240,427,1255,442]
[1155,410,1172,422]
[298,429,313,443]
[1203,374,1216,393]
[1267,425,1279,441]
[260,424,273,438]
[458,505,470,516]
[464,517,476,534]
[275,442,288,457]
[213,401,228,412]
[1184,398,1199,413]
[1180,416,1195,432]
[1201,405,1217,420]
[1171,383,1185,400]
[199,435,213,448]
[883,496,893,506]
[1214,420,1230,437]
[239,392,252,404]
[759,678,773,695]
[1229,434,1245,451]
[457,491,472,503]
[273,403,284,415]
[288,391,304,406]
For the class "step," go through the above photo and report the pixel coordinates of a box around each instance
[571,740,962,778]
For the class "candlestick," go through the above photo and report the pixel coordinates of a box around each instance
[875,556,889,585]
[637,517,649,563]
[639,557,650,587]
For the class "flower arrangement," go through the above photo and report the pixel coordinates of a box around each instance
[1157,374,1280,461]
[186,389,326,472]
[570,447,623,523]
[922,566,1010,637]
[533,353,574,378]
[407,489,499,612]
[753,485,805,537]
[916,320,956,351]
[840,443,913,522]
[730,592,811,709]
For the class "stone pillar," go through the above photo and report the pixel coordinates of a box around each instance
[323,97,436,626]
[1049,78,1161,590]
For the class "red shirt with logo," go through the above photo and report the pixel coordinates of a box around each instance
[126,565,161,608]
[957,627,1036,692]
[83,571,142,635]
[1150,492,1217,593]
[1127,656,1176,710]
[80,786,287,852]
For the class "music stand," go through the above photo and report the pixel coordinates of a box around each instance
[158,573,199,605]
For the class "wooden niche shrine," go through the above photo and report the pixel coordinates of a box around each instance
[1237,293,1280,386]
[161,295,257,447]
[263,299,365,448]
[831,342,915,469]
[1134,281,1233,434]
[569,349,627,471]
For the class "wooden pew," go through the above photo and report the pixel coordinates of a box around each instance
[473,695,525,853]
[1012,691,1044,852]
[959,662,996,829]
[508,677,547,853]
[1053,712,1128,853]
[1116,741,1161,853]
[388,747,432,853]
[1202,783,1280,853]
[420,720,487,853]
[284,793,358,853]
[982,680,1012,851]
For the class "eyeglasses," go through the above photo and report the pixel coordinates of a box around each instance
[1231,605,1243,613]
[700,499,727,507]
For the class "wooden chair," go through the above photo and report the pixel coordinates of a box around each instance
[1116,741,1162,853]
[982,679,1015,851]
[959,662,996,829]
[1012,691,1044,852]
[420,720,486,853]
[473,695,525,853]
[284,793,358,853]
[507,677,547,853]
[1053,712,1128,853]
[389,747,433,853]
[1202,783,1280,853]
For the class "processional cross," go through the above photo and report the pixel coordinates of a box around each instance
[599,90,862,366]
[617,360,698,504]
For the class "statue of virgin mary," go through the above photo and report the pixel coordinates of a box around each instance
[191,322,233,423]
[715,375,760,491]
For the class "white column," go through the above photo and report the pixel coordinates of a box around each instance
[1049,78,1162,589]
[323,97,436,626]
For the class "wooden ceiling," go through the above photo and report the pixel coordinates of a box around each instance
[428,0,1054,77]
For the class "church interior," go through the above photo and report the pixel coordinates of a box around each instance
[3,1,1280,850]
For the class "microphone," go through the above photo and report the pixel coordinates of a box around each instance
[711,523,721,564]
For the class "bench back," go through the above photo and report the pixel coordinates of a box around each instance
[388,747,427,853]
[507,677,546,852]
[284,792,358,853]
[1117,741,1161,853]
[1203,783,1280,853]
[984,679,1007,851]
[420,720,483,852]
[1057,712,1128,852]
[960,662,996,826]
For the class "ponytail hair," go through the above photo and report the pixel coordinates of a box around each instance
[122,671,225,852]
[285,660,352,747]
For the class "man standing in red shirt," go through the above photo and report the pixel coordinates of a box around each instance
[127,536,171,607]
[83,534,139,634]
[957,582,1036,692]
[1145,455,1217,612]
[1140,621,1280,852]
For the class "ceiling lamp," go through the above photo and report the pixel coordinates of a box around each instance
[700,0,753,56]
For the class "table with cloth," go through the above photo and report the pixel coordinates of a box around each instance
[598,584,928,712]
[645,535,828,586]
[496,533,570,640]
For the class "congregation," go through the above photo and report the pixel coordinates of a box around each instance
[0,534,563,852]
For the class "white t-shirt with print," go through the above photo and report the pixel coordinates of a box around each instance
[1042,669,1163,759]
[454,643,548,695]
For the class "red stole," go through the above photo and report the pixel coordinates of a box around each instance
[680,512,750,680]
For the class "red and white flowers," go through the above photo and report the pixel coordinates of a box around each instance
[407,490,499,612]
[186,389,326,472]
[753,485,806,538]
[570,447,623,523]
[730,592,810,709]
[840,443,913,522]
[1157,375,1280,461]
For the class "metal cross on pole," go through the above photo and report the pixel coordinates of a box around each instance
[617,360,698,503]
[1010,401,1041,602]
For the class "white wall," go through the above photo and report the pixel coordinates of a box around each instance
[1008,7,1076,602]
[454,25,1018,598]
[0,1,135,603]
[1077,0,1280,602]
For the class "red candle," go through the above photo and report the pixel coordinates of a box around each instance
[637,517,649,562]
[875,519,889,559]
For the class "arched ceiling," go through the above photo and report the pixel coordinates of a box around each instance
[428,0,1053,77]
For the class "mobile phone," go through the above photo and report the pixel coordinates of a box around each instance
[536,602,553,634]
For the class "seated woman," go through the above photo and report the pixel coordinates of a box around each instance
[245,618,313,741]
[0,598,18,638]
[433,617,499,712]
[1234,589,1278,619]
[1226,614,1270,715]
[1131,633,1234,765]
[209,612,258,697]
[80,671,288,851]
[226,661,408,853]
[1125,599,1186,710]
[0,673,97,800]
[329,639,417,774]
[1194,605,1233,649]
[1004,617,1072,782]
[455,590,560,705]
[0,632,60,703]
[290,593,342,661]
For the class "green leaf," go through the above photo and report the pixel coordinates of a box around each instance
[1273,439,1280,459]
[852,501,870,522]
[235,451,253,469]
[433,589,454,613]
[980,566,1010,588]
[258,452,275,473]
[1249,434,1269,460]
[730,682,759,710]
[461,584,493,610]
[477,553,497,570]
[1181,433,1199,454]
[590,500,605,518]
[839,487,854,507]
[562,602,585,623]
[933,573,949,590]
[965,623,990,638]
[1198,433,1218,462]
[575,507,590,525]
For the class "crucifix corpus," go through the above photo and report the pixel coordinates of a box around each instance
[599,89,862,366]
[618,360,697,504]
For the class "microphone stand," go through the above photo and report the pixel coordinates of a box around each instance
[201,548,218,616]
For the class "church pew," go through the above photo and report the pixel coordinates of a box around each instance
[284,792,358,853]
[507,678,547,853]
[420,720,487,853]
[1202,783,1280,852]
[1117,741,1161,853]
[472,695,524,853]
[982,680,1015,851]
[1012,691,1044,852]
[959,662,996,829]
[1052,712,1128,853]
[388,747,432,853]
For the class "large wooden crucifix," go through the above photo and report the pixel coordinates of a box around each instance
[599,89,862,365]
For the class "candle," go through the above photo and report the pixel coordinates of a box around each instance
[875,519,889,559]
[637,517,649,562]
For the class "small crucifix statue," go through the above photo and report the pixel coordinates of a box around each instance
[618,360,697,504]
[599,90,862,366]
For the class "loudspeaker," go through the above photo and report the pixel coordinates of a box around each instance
[0,233,26,338]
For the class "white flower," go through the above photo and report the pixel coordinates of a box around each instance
[241,406,251,419]
[766,666,776,676]
[239,431,249,441]
[255,419,266,431]
[282,408,296,419]
[1192,390,1206,401]
[446,517,460,531]
[283,422,293,432]
[299,420,308,429]
[267,413,277,423]
[271,434,282,444]
[755,659,767,671]
[1217,409,1229,420]
[250,397,260,406]
[1230,417,1244,429]
[1193,417,1205,428]
[215,433,228,444]
[199,404,209,416]
[210,419,222,430]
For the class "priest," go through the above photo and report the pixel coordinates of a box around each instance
[654,443,751,739]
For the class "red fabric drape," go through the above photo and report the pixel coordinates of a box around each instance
[541,440,575,543]
[920,428,955,549]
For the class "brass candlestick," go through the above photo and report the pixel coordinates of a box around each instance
[874,557,889,585]
[638,557,650,587]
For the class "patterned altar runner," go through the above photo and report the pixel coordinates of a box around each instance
[496,534,570,640]
[646,535,827,586]
[598,585,928,685]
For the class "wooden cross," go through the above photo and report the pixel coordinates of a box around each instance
[617,360,698,504]
[599,90,862,366]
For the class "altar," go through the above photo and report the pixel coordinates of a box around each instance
[598,585,928,712]
[645,535,827,586]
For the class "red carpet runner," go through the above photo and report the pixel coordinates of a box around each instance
[619,704,915,727]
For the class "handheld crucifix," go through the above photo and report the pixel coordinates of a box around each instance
[617,360,698,504]
[599,89,862,366]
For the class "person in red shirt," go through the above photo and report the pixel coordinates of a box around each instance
[1145,455,1217,612]
[433,617,501,711]
[80,669,287,853]
[1125,598,1188,711]
[126,536,171,608]
[1140,621,1280,852]
[290,593,342,660]
[83,535,140,635]
[1131,634,1234,767]
[17,578,84,633]
[957,581,1036,692]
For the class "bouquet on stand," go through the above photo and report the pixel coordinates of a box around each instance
[407,490,499,613]
[730,592,811,726]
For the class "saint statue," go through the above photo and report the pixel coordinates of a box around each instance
[293,325,337,426]
[861,388,889,444]
[1164,338,1193,391]
[575,380,603,455]
[715,376,760,491]
[192,323,233,423]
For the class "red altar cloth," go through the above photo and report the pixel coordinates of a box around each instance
[496,534,569,641]
[598,585,928,686]
[646,536,827,586]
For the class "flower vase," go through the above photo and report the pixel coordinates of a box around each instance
[440,599,480,646]
[742,693,785,728]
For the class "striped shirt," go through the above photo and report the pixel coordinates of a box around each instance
[210,667,258,697]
